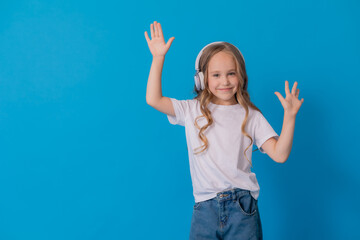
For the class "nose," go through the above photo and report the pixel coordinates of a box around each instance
[221,76,231,85]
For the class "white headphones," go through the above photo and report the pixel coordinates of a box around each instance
[194,41,246,91]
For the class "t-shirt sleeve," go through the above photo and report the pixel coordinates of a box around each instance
[254,111,279,154]
[166,98,191,127]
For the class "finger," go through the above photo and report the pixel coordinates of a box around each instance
[150,23,154,39]
[285,80,291,95]
[166,37,175,49]
[295,88,300,98]
[274,91,285,103]
[154,21,159,38]
[291,81,298,95]
[158,22,164,38]
[144,31,150,43]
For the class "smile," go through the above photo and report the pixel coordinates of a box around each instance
[218,88,232,91]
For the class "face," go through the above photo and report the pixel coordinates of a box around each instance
[207,51,239,105]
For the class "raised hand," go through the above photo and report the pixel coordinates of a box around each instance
[274,80,304,117]
[144,21,175,57]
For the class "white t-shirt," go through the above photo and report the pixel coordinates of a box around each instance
[166,98,279,203]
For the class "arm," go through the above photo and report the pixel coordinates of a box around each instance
[144,21,175,116]
[262,80,304,163]
[261,113,296,163]
[145,55,165,104]
[275,113,296,163]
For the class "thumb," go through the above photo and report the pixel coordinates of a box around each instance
[274,91,285,103]
[166,37,175,48]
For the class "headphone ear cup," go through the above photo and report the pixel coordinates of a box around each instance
[198,72,204,90]
[194,73,201,91]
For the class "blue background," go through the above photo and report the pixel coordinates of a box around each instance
[0,0,359,239]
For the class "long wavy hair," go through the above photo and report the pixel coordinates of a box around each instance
[192,42,262,168]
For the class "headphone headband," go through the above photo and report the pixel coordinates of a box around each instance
[195,41,245,71]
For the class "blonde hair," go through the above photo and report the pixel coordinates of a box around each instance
[192,42,262,168]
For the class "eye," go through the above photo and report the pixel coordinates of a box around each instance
[213,72,235,77]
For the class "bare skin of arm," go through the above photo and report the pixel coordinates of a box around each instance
[261,81,304,163]
[144,21,176,116]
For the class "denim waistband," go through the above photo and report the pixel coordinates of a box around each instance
[213,187,250,202]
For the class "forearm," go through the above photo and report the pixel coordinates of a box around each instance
[275,112,296,163]
[146,56,165,104]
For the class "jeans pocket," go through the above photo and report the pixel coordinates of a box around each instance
[193,201,201,210]
[236,192,257,216]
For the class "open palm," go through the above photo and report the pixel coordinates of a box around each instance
[144,21,175,57]
[274,80,304,116]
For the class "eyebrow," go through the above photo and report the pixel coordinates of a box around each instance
[210,69,236,74]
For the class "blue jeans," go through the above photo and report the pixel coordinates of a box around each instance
[189,187,263,240]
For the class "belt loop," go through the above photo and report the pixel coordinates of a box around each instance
[232,188,236,202]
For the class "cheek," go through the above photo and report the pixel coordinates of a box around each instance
[232,79,239,88]
[208,79,217,90]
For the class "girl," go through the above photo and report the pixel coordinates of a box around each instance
[144,21,304,240]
